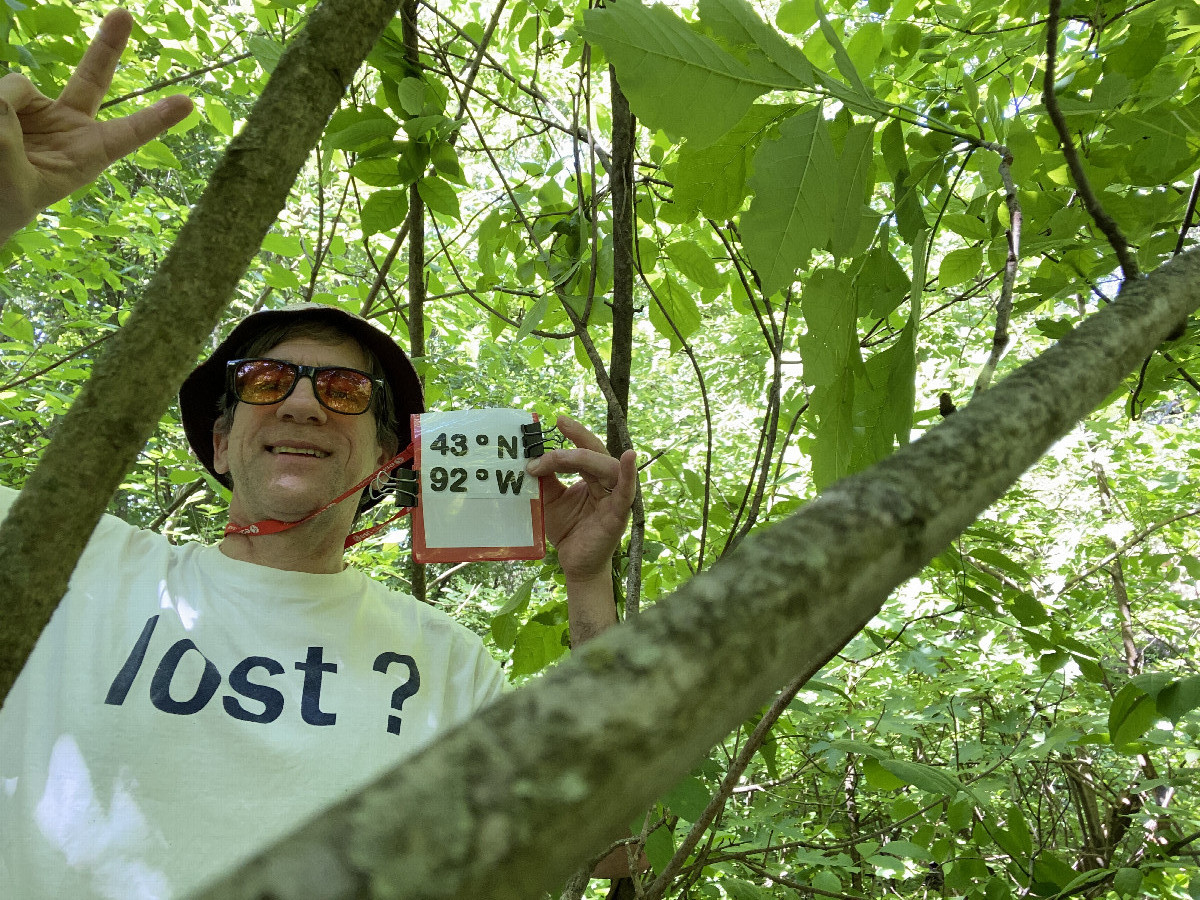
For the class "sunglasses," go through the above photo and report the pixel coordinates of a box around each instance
[226,358,384,415]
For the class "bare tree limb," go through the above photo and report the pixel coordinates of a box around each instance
[1043,0,1139,281]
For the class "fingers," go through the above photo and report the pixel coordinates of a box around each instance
[552,414,608,454]
[100,94,193,162]
[59,9,133,117]
[525,420,638,504]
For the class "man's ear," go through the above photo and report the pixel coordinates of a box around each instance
[212,427,230,475]
[377,431,400,467]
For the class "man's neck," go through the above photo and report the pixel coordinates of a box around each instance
[218,524,349,574]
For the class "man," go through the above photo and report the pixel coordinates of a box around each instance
[0,11,637,898]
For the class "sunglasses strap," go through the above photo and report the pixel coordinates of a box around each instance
[224,445,415,544]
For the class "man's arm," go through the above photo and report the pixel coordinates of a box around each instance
[525,414,637,646]
[0,8,192,246]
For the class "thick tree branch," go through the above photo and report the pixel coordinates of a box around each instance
[193,248,1200,900]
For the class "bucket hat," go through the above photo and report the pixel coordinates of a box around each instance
[179,304,423,511]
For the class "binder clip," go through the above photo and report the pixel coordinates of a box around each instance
[522,421,565,458]
[368,467,419,507]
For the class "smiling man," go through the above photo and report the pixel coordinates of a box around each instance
[0,9,637,899]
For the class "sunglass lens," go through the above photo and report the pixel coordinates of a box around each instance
[315,368,373,414]
[235,359,296,403]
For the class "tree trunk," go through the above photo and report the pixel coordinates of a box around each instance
[191,250,1200,900]
[402,0,428,606]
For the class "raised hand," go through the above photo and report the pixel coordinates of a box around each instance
[0,9,192,243]
[526,414,637,583]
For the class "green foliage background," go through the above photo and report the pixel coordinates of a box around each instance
[1,0,1199,896]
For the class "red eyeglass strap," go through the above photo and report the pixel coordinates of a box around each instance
[224,446,415,548]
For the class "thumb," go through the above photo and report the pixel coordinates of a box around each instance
[0,97,20,156]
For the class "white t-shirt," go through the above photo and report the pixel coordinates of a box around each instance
[0,486,506,899]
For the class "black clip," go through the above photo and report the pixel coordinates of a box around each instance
[522,422,564,458]
[391,468,419,507]
[368,468,419,506]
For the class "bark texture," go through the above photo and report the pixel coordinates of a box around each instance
[192,252,1200,900]
[0,0,404,702]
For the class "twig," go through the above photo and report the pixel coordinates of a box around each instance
[974,148,1022,394]
[100,52,254,108]
[1043,0,1139,281]
[1056,506,1200,596]
[148,478,206,532]
[1172,169,1200,257]
[642,670,812,900]
[0,332,113,392]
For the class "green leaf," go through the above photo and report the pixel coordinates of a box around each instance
[814,0,873,101]
[395,77,427,115]
[863,756,906,789]
[948,794,975,832]
[649,275,702,351]
[672,103,793,220]
[248,34,285,73]
[643,826,675,874]
[664,240,723,289]
[798,268,857,385]
[879,759,964,796]
[1031,850,1077,893]
[490,613,519,652]
[430,141,464,183]
[361,189,410,235]
[776,0,817,34]
[938,247,984,288]
[1154,674,1200,722]
[22,3,78,35]
[261,233,303,257]
[416,177,461,220]
[350,157,407,188]
[496,576,536,617]
[325,106,399,151]
[855,242,910,319]
[724,879,773,900]
[134,140,181,170]
[698,0,815,86]
[511,620,568,676]
[880,119,926,244]
[829,120,877,261]
[1109,682,1157,745]
[1005,590,1049,626]
[205,100,234,137]
[1114,867,1143,897]
[663,775,711,822]
[742,106,839,295]
[583,1,784,148]
[514,295,550,342]
[942,213,990,241]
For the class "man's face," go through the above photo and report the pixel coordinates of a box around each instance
[212,335,389,525]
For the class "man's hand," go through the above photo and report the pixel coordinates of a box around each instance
[526,414,637,582]
[526,415,637,645]
[0,8,192,244]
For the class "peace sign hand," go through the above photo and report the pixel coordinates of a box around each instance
[0,9,192,243]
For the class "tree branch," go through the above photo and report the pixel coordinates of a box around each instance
[1043,0,1139,281]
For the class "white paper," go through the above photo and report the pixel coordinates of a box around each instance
[418,409,541,549]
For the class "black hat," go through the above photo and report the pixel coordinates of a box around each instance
[179,304,423,511]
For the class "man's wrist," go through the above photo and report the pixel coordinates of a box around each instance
[564,567,618,646]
